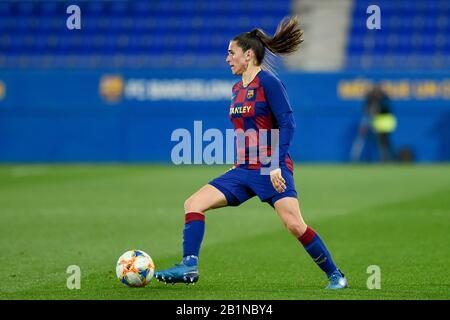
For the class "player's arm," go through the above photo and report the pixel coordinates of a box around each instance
[262,74,296,168]
[261,74,296,192]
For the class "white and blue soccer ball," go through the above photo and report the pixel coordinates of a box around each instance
[116,250,155,287]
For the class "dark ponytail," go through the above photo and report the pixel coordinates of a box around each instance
[233,16,304,66]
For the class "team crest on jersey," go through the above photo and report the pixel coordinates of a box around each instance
[246,89,255,99]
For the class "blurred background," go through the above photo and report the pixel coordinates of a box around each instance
[0,0,449,163]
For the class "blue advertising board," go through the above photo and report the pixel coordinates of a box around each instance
[0,69,449,162]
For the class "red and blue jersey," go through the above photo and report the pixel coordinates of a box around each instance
[229,70,295,172]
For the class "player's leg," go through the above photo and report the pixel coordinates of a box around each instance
[181,184,228,266]
[155,168,254,284]
[181,171,254,266]
[154,184,227,284]
[273,197,348,289]
[273,197,307,236]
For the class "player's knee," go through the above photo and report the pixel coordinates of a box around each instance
[184,195,206,213]
[283,216,307,237]
[183,196,195,212]
[285,221,303,237]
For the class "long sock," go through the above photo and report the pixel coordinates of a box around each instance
[182,212,205,266]
[298,226,339,277]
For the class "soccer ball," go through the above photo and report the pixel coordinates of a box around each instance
[116,250,155,287]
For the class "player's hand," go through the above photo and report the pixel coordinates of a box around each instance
[270,168,286,193]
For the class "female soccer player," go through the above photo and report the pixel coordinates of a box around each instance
[155,16,348,289]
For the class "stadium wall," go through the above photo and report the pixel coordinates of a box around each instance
[0,70,449,163]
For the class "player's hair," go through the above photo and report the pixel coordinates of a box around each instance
[233,16,304,67]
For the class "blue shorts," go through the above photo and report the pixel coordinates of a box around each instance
[208,167,297,208]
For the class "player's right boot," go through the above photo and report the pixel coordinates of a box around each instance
[154,255,199,285]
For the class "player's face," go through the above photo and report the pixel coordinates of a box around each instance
[226,41,248,75]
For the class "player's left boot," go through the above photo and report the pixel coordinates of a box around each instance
[154,256,199,285]
[326,269,348,289]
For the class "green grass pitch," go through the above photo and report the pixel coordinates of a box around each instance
[0,164,449,300]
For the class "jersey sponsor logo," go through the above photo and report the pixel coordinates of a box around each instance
[229,105,252,115]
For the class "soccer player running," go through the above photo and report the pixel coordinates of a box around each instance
[155,16,348,289]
